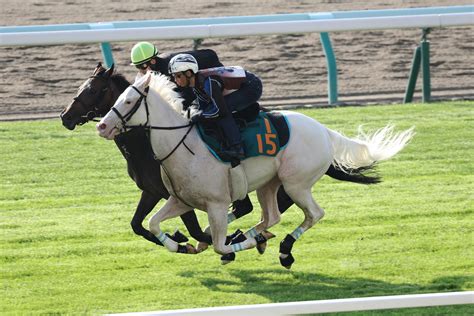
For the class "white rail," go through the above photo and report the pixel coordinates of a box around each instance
[1,13,473,46]
[108,291,474,316]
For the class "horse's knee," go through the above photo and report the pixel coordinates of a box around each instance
[130,219,144,236]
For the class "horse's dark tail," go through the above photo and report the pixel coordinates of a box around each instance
[326,164,381,185]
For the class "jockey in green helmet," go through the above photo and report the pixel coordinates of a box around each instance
[130,41,158,68]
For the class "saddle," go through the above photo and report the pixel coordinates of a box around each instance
[197,104,290,163]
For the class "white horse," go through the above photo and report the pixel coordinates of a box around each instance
[97,72,414,268]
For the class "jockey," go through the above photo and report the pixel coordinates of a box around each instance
[130,41,224,108]
[130,41,223,78]
[130,43,265,215]
[168,53,264,161]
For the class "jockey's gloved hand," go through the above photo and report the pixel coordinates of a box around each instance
[190,111,203,123]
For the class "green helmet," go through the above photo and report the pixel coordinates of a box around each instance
[130,42,158,65]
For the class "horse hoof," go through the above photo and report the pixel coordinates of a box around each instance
[186,243,198,254]
[279,253,295,269]
[256,241,267,255]
[221,252,236,265]
[262,230,276,240]
[197,241,209,253]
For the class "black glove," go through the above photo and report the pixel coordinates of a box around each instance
[190,112,202,123]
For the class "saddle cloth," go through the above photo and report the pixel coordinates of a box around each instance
[197,111,290,162]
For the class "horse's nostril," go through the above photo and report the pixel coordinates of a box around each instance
[98,123,107,130]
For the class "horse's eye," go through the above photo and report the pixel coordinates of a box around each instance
[126,101,132,105]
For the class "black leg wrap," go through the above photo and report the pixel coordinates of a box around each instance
[230,232,247,245]
[201,234,213,245]
[279,234,296,255]
[221,252,236,262]
[176,244,188,254]
[169,230,189,243]
[255,233,267,245]
[277,186,294,214]
[229,229,243,240]
[231,196,253,219]
[279,253,295,268]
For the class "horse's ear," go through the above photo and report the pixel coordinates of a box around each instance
[136,71,152,91]
[93,62,105,75]
[104,63,114,79]
[144,71,152,87]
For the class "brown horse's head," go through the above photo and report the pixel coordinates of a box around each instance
[60,63,129,130]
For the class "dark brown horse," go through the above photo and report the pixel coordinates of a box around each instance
[61,63,217,249]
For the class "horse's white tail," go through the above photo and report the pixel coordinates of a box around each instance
[327,124,415,172]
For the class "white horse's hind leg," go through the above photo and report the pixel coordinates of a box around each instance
[255,177,282,230]
[278,185,325,269]
[237,177,281,242]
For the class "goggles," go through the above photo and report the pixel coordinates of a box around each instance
[135,63,149,70]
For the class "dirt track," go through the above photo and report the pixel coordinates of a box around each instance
[1,0,473,121]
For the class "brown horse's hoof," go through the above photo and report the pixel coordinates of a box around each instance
[256,230,276,254]
[256,241,267,254]
[186,243,198,254]
[196,241,209,253]
[263,230,276,239]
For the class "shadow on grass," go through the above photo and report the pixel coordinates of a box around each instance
[180,269,472,302]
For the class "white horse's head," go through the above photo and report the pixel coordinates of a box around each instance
[96,72,152,139]
[97,72,186,140]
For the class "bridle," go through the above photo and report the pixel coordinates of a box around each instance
[111,85,194,164]
[74,75,112,125]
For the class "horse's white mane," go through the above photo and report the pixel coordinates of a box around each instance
[149,73,185,113]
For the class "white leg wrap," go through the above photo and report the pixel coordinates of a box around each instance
[244,227,258,238]
[290,227,305,240]
[231,242,245,252]
[157,232,178,252]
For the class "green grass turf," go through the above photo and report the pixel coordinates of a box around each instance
[1,101,472,314]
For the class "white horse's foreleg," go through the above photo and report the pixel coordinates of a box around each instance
[206,203,231,255]
[236,178,281,242]
[148,196,193,253]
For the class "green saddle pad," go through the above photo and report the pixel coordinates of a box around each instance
[197,111,286,162]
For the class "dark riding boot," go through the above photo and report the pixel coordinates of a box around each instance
[221,143,245,160]
[217,116,245,161]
